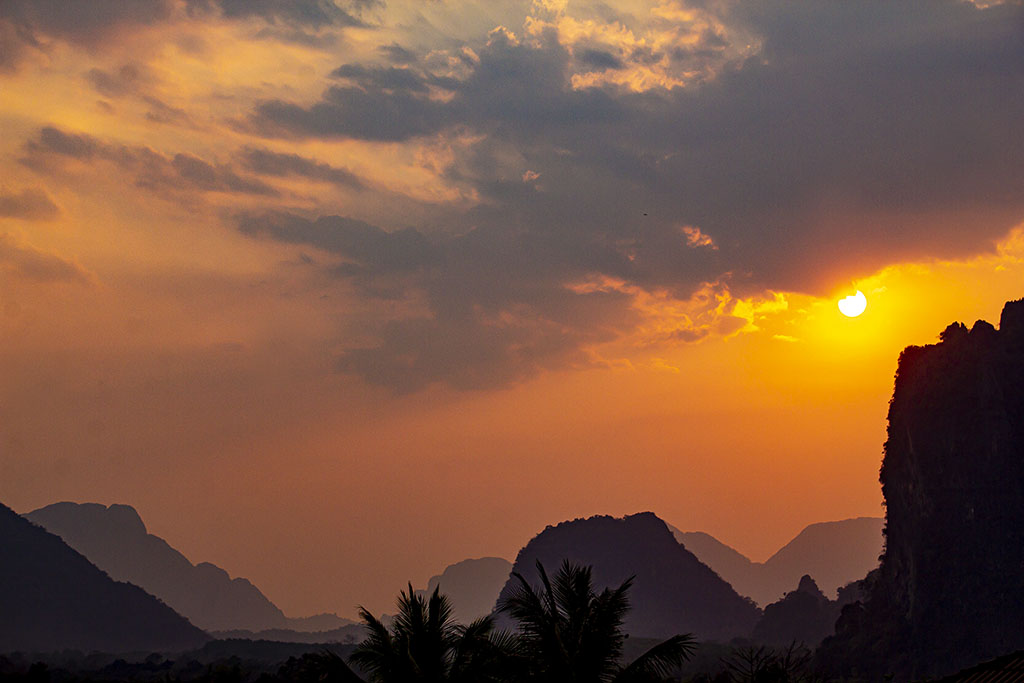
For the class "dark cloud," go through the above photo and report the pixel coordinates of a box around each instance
[243,1,1024,391]
[27,127,100,159]
[186,0,365,29]
[239,148,363,189]
[0,0,172,44]
[24,127,277,197]
[378,43,417,65]
[142,96,192,126]
[237,212,637,391]
[171,153,277,195]
[84,64,193,126]
[250,40,622,141]
[0,18,38,72]
[86,64,147,98]
[251,77,450,141]
[0,0,370,64]
[0,0,173,68]
[576,48,624,71]
[0,188,59,221]
[0,234,90,284]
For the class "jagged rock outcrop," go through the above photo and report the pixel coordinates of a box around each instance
[422,557,512,623]
[752,575,839,647]
[0,502,209,653]
[670,517,883,606]
[819,299,1024,680]
[496,512,761,640]
[25,502,308,633]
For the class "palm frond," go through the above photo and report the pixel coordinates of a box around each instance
[614,633,696,683]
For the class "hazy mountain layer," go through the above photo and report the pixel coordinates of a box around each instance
[670,517,883,606]
[496,512,761,640]
[424,557,512,622]
[0,501,208,653]
[820,299,1024,680]
[25,502,350,633]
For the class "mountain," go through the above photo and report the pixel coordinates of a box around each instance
[495,512,761,640]
[25,502,350,633]
[751,575,842,647]
[424,557,511,622]
[0,501,208,653]
[668,529,761,599]
[282,614,355,632]
[819,299,1024,680]
[670,517,883,606]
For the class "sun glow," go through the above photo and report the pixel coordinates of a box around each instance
[838,291,868,317]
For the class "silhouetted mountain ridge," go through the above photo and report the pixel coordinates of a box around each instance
[421,557,512,623]
[669,517,883,606]
[819,298,1024,680]
[496,512,761,640]
[0,501,209,653]
[25,502,352,633]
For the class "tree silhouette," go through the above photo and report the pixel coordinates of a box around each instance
[347,584,516,683]
[499,560,696,683]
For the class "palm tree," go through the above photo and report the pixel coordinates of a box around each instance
[498,560,696,683]
[347,583,516,683]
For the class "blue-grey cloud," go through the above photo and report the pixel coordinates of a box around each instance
[0,0,371,67]
[0,0,174,70]
[0,234,89,284]
[378,43,417,65]
[239,148,363,189]
[244,0,1024,390]
[0,188,59,221]
[24,127,278,197]
[186,0,366,29]
[576,48,625,71]
[238,211,638,391]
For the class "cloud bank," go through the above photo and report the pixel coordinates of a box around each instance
[233,0,1024,389]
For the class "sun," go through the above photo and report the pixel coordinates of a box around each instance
[838,290,868,317]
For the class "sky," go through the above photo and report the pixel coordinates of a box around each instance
[1,0,1023,619]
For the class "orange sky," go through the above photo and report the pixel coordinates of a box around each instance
[2,0,1023,618]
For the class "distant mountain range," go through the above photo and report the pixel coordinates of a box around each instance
[423,557,512,623]
[0,501,208,653]
[495,512,761,640]
[669,517,884,606]
[25,502,353,633]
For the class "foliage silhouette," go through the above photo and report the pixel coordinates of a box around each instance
[498,560,696,682]
[721,643,821,683]
[346,584,516,683]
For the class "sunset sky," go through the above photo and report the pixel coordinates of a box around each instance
[2,0,1023,619]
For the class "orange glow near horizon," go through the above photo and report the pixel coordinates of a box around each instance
[2,0,1023,620]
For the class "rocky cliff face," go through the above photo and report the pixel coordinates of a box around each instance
[820,299,1024,680]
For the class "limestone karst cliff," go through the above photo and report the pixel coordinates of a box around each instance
[819,298,1024,680]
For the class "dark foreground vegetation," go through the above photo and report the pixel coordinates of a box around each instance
[0,561,827,683]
